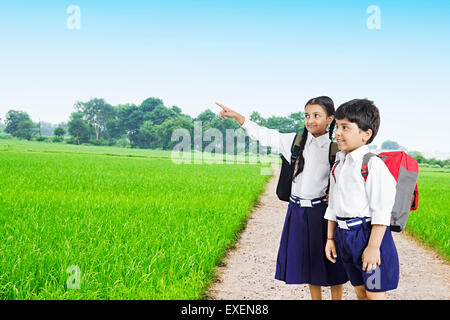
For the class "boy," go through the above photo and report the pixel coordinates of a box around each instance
[324,99,399,300]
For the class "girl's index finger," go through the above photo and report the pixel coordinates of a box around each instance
[215,102,228,110]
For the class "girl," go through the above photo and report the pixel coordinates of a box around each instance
[215,97,348,300]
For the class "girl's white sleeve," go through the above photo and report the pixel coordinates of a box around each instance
[241,118,297,162]
[365,157,397,226]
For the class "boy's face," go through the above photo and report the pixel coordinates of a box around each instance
[335,118,373,153]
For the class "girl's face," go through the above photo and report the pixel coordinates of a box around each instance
[304,104,334,137]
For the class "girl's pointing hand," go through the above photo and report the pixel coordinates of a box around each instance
[215,102,245,125]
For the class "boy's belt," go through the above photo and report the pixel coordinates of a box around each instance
[336,217,371,230]
[289,195,327,207]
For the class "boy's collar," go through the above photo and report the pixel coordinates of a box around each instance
[306,131,330,147]
[337,144,370,162]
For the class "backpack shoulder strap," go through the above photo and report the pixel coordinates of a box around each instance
[289,133,303,165]
[328,141,339,166]
[361,152,378,181]
[326,141,339,193]
[291,133,303,153]
[331,159,340,184]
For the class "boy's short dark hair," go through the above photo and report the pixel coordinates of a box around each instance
[335,98,380,144]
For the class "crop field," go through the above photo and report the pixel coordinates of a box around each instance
[0,139,272,299]
[405,168,450,260]
[0,139,448,299]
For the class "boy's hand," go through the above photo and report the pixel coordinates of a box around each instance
[325,240,338,263]
[361,245,381,271]
[361,225,385,272]
[215,102,245,125]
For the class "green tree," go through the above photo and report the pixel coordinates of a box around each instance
[117,104,143,147]
[116,99,188,147]
[288,111,305,133]
[75,98,115,140]
[140,97,164,113]
[427,158,441,166]
[381,140,400,150]
[15,120,36,140]
[249,111,266,126]
[5,110,31,135]
[105,119,125,140]
[265,116,295,133]
[146,105,176,125]
[171,105,182,114]
[54,126,66,138]
[195,109,217,123]
[137,120,158,149]
[156,117,194,150]
[68,112,91,145]
[413,153,426,164]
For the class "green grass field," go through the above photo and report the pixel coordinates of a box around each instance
[0,139,273,299]
[0,138,281,165]
[405,168,450,260]
[0,139,448,299]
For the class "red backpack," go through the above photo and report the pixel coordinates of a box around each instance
[331,151,419,232]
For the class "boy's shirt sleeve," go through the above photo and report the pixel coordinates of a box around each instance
[365,156,397,226]
[324,170,337,222]
[241,117,297,162]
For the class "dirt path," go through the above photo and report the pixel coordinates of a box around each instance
[208,166,450,300]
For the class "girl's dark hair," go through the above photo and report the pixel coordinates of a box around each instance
[292,96,336,182]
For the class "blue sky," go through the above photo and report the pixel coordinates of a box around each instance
[0,0,449,154]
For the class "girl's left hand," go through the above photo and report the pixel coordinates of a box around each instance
[361,245,381,272]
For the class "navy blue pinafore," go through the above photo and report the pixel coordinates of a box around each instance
[275,194,348,286]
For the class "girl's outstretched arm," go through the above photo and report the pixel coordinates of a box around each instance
[215,101,297,161]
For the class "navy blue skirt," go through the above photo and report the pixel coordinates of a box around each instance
[275,197,348,286]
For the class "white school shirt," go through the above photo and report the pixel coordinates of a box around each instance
[241,118,332,199]
[323,144,397,226]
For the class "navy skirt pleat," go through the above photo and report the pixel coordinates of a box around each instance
[275,201,348,286]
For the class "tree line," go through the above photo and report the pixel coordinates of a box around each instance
[1,97,304,152]
[1,97,448,167]
[409,152,450,168]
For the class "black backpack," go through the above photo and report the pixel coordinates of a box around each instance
[276,133,339,202]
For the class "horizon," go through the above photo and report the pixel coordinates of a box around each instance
[2,100,449,160]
